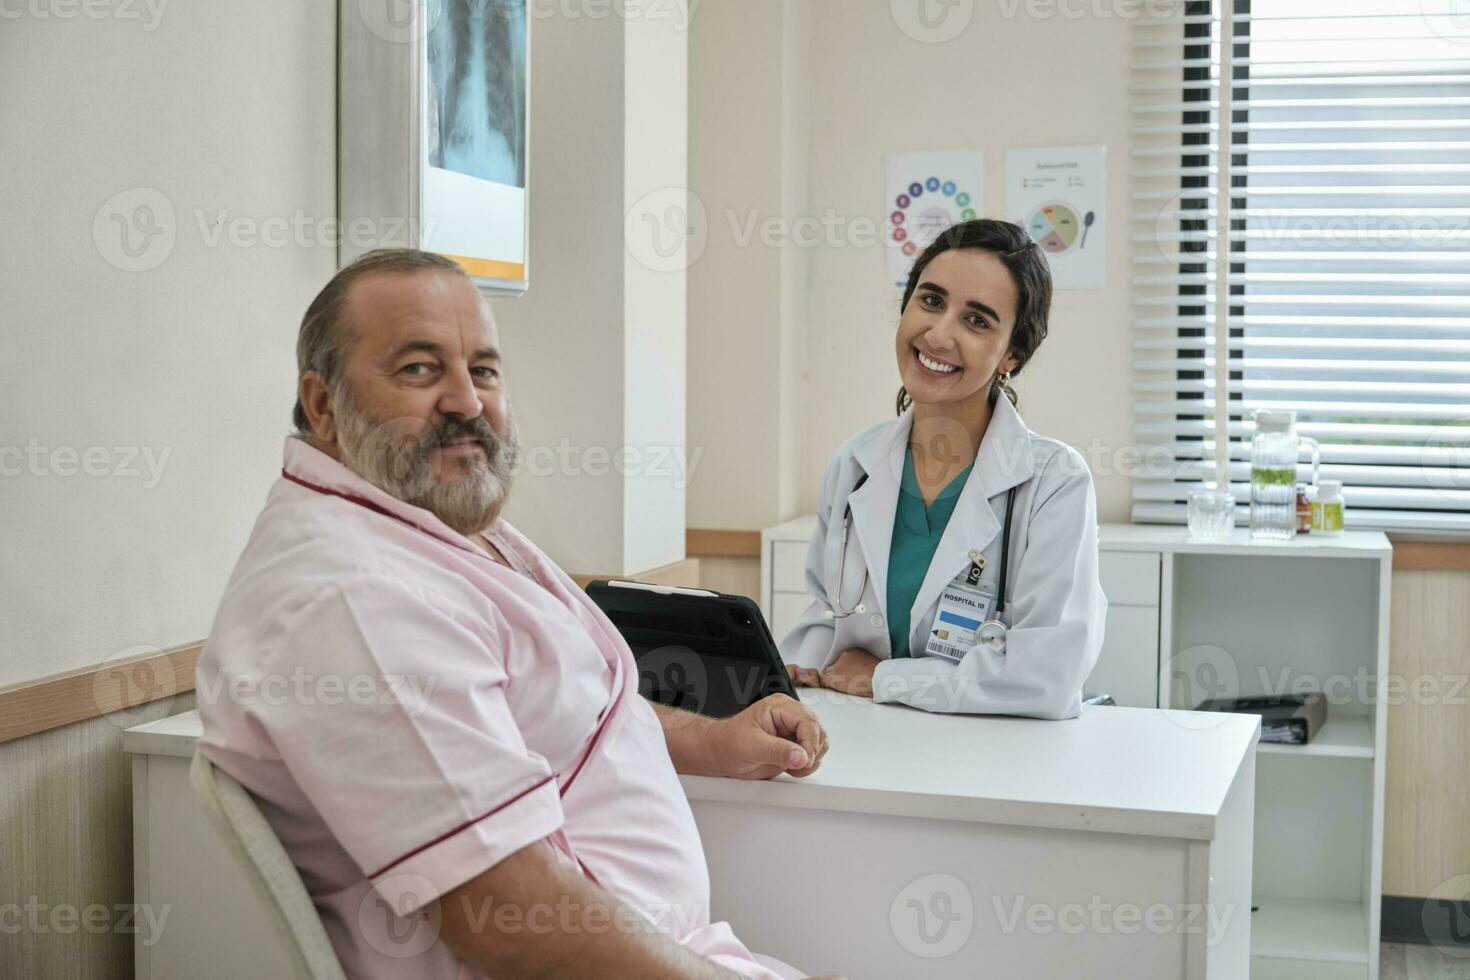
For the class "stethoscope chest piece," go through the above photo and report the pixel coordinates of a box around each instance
[976,619,1008,654]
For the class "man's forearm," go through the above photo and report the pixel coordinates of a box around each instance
[649,700,725,776]
[439,840,742,980]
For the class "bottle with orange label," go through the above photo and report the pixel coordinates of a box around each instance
[1296,485,1313,535]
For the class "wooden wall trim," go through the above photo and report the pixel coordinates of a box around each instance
[1389,538,1470,572]
[687,527,1470,569]
[0,643,202,746]
[686,528,762,558]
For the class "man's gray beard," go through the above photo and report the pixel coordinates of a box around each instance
[331,386,519,536]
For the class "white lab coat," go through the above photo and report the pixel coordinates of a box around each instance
[780,395,1107,719]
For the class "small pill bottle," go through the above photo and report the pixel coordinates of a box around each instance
[1296,485,1313,535]
[1316,480,1345,536]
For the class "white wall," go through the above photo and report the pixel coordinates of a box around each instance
[489,11,630,573]
[687,0,1137,528]
[622,9,691,575]
[686,0,810,530]
[0,1,336,688]
[777,0,813,520]
[493,7,690,577]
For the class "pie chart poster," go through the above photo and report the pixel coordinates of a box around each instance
[884,150,985,290]
[1006,145,1107,290]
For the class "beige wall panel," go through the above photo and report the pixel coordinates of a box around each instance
[1383,569,1470,897]
[1,695,195,979]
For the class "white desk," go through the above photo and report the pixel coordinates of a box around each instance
[125,694,1257,979]
[764,519,1391,979]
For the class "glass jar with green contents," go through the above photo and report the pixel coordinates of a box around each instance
[1251,410,1319,540]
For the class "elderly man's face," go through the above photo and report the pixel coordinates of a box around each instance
[306,269,518,535]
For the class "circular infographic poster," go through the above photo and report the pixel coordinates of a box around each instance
[885,150,985,289]
[891,177,979,260]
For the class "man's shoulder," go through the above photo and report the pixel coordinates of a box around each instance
[204,485,475,668]
[218,485,386,610]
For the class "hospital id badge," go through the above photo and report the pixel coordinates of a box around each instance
[923,563,995,663]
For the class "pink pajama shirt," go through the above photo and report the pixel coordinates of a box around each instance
[197,437,792,979]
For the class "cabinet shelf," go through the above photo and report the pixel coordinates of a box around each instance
[1251,956,1369,980]
[1256,715,1374,760]
[1250,896,1370,965]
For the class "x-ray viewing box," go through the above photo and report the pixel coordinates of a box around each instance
[339,0,531,295]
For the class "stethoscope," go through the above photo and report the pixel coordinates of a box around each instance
[825,474,1018,655]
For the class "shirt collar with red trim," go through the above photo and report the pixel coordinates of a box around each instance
[280,435,502,555]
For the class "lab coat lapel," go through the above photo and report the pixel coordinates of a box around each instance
[847,410,913,619]
[909,396,1036,630]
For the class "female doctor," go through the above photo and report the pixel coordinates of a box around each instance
[781,219,1106,719]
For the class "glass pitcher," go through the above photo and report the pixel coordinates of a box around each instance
[1251,410,1320,540]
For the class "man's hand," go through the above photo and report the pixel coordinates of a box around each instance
[707,694,829,779]
[651,696,828,780]
[818,649,881,698]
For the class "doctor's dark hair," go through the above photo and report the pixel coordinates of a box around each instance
[895,219,1052,416]
[292,249,469,433]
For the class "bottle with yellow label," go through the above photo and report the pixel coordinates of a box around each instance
[1314,480,1345,535]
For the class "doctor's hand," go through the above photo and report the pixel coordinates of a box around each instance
[786,664,821,687]
[708,694,829,780]
[818,649,881,699]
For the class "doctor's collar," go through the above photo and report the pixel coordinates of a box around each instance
[855,396,1034,499]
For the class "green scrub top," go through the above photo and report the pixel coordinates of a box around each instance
[886,445,975,658]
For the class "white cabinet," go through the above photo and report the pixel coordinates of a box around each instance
[769,593,810,642]
[769,540,807,595]
[1100,524,1392,980]
[1091,549,1162,707]
[1098,549,1163,606]
[1091,602,1160,708]
[760,516,818,644]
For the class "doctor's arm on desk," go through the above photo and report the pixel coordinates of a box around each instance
[872,450,1105,720]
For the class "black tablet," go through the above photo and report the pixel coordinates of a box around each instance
[585,581,797,718]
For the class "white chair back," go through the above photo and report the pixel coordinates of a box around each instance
[189,752,348,980]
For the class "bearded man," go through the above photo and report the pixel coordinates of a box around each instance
[196,249,833,980]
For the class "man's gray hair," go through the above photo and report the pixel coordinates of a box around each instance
[292,249,469,433]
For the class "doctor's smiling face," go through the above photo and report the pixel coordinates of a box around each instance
[295,251,520,535]
[895,247,1020,413]
[894,219,1052,434]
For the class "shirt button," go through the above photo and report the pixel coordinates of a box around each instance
[870,614,885,628]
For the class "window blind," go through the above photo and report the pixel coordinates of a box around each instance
[1130,0,1470,534]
